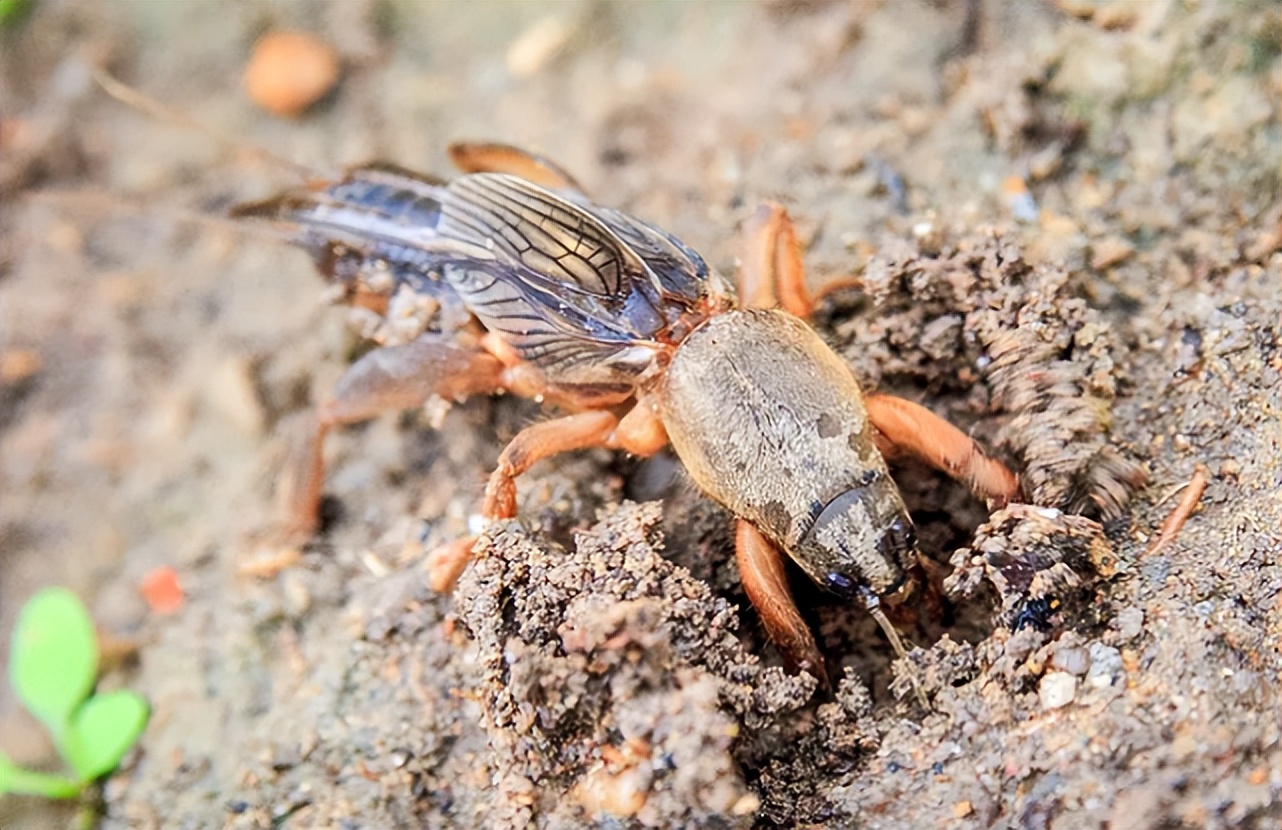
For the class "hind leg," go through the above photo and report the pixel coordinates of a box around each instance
[447,142,587,193]
[277,334,505,545]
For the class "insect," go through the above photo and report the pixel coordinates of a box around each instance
[235,143,1021,683]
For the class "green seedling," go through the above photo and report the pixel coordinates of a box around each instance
[0,0,36,28]
[0,587,148,799]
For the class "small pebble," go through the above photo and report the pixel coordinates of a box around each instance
[244,31,340,118]
[1087,644,1123,688]
[1039,671,1078,710]
[1003,176,1040,223]
[506,16,574,78]
[1115,606,1144,639]
[1091,236,1136,270]
[1051,645,1090,676]
[0,348,41,383]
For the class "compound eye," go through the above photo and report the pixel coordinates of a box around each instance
[877,515,917,563]
[824,571,859,599]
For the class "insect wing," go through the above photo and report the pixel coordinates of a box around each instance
[434,175,677,371]
[589,206,714,303]
[231,165,459,297]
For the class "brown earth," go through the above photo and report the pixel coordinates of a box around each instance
[1,2,1279,828]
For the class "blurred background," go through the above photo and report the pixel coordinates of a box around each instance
[1,1,1278,827]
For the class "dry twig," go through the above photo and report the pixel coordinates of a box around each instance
[1146,464,1209,556]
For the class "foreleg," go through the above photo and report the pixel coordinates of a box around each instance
[864,393,1021,508]
[736,520,827,686]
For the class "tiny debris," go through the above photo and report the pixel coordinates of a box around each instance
[1086,643,1123,688]
[953,799,975,818]
[1002,175,1040,223]
[243,31,340,118]
[506,16,575,78]
[0,348,41,383]
[1039,671,1077,710]
[140,565,184,615]
[1146,464,1209,557]
[1050,644,1090,676]
[731,793,761,816]
[1090,236,1135,270]
[573,738,653,818]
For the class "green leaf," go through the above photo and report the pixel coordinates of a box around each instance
[62,691,149,782]
[0,0,36,29]
[9,588,98,742]
[0,752,83,799]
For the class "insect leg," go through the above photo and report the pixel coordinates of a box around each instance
[279,334,505,542]
[428,403,667,592]
[479,404,672,520]
[447,142,587,193]
[736,519,828,688]
[864,393,1022,508]
[738,203,814,319]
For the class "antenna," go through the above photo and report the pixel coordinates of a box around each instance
[91,68,319,183]
[861,588,929,708]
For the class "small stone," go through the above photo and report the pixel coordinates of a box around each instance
[1090,236,1135,269]
[1116,606,1144,639]
[1087,644,1123,688]
[1051,645,1090,676]
[244,31,340,118]
[506,16,575,78]
[1039,671,1078,710]
[953,800,974,818]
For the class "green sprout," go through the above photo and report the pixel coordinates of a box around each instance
[0,0,36,29]
[0,587,148,800]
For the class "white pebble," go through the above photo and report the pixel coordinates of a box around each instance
[1039,671,1078,710]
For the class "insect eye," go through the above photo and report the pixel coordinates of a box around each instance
[824,572,858,598]
[878,516,917,562]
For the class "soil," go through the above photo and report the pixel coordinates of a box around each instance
[2,2,1279,828]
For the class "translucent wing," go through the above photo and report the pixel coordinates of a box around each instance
[236,167,721,388]
[433,174,714,381]
[438,174,646,298]
[590,205,714,301]
[231,164,456,300]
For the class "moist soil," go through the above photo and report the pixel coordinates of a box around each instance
[2,2,1279,828]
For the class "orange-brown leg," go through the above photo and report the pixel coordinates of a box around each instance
[427,401,669,592]
[736,520,827,687]
[278,334,505,542]
[738,203,814,319]
[864,393,1021,508]
[447,142,586,193]
[482,411,622,520]
[425,536,478,594]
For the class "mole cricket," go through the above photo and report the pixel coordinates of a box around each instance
[234,142,1022,684]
